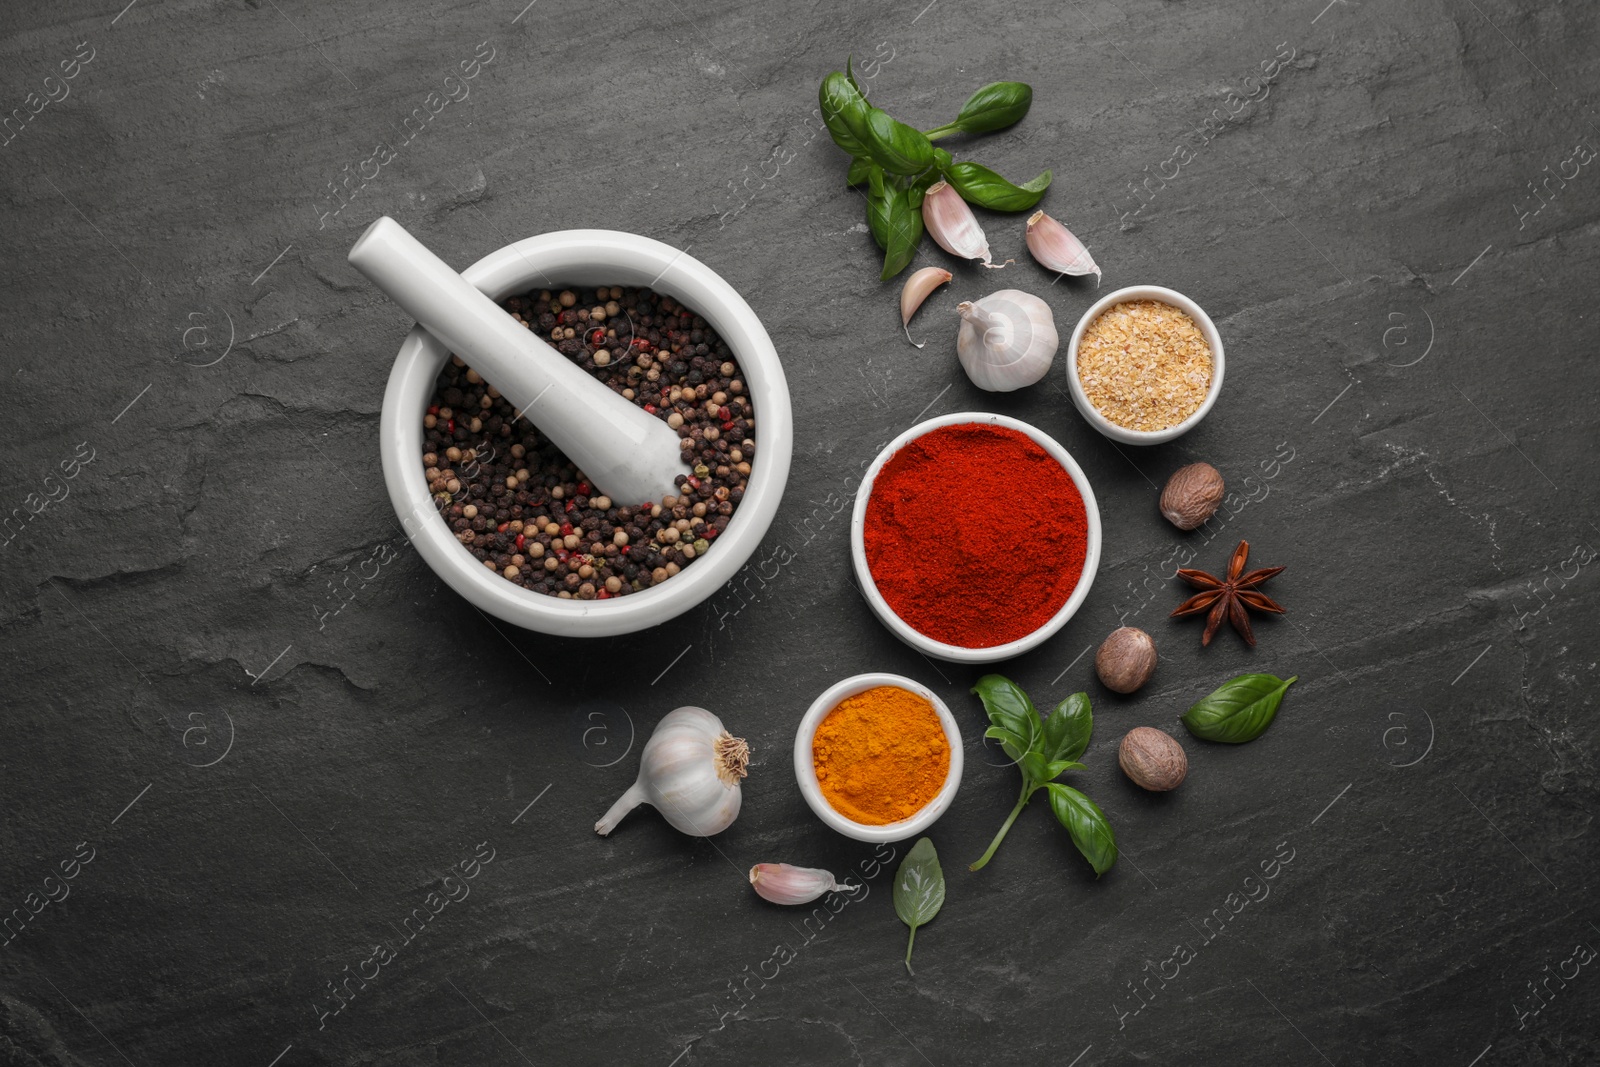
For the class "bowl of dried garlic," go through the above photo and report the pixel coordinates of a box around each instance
[1066,285,1225,445]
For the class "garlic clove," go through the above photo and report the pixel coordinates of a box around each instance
[922,181,1004,268]
[595,706,749,838]
[1025,210,1101,285]
[954,289,1059,392]
[899,267,952,347]
[749,863,859,906]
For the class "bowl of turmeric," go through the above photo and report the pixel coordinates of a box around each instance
[793,672,964,842]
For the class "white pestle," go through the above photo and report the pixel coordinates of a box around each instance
[348,216,685,506]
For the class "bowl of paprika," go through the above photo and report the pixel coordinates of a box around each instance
[851,412,1101,663]
[794,672,964,842]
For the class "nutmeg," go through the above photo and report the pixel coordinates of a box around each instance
[1095,627,1158,694]
[1160,462,1225,530]
[1119,727,1188,791]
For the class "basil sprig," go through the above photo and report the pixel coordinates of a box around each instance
[1182,673,1298,743]
[969,675,1118,877]
[894,837,945,975]
[815,63,1047,278]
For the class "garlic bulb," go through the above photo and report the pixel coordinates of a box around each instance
[1025,210,1101,284]
[749,863,858,905]
[955,290,1059,392]
[595,707,749,837]
[899,266,952,347]
[922,181,1006,268]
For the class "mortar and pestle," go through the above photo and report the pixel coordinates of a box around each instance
[348,217,792,637]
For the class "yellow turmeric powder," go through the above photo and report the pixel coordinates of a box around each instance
[812,685,950,825]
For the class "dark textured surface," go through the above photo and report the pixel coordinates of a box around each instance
[2,1,1597,1064]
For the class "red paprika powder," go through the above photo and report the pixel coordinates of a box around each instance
[863,423,1088,648]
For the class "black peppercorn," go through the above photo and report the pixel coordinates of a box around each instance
[424,282,753,600]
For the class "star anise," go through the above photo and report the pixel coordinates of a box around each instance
[1170,540,1285,647]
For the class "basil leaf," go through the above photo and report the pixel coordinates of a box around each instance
[932,147,954,173]
[944,161,1052,212]
[1042,692,1092,764]
[894,837,945,975]
[846,156,873,187]
[865,166,891,250]
[953,81,1033,134]
[972,674,1041,757]
[983,725,1028,761]
[1045,784,1118,876]
[819,71,870,157]
[1020,750,1051,787]
[911,167,943,195]
[879,187,923,280]
[862,108,934,175]
[1044,759,1086,779]
[1182,674,1298,744]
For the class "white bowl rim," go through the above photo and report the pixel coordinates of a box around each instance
[379,228,793,637]
[848,412,1103,664]
[792,672,965,843]
[1064,284,1226,445]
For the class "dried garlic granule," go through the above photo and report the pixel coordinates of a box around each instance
[1076,300,1214,431]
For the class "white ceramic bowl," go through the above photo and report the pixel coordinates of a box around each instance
[379,230,793,637]
[849,412,1102,663]
[793,673,964,843]
[1065,285,1225,445]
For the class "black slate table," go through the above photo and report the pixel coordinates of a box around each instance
[2,1,1597,1064]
